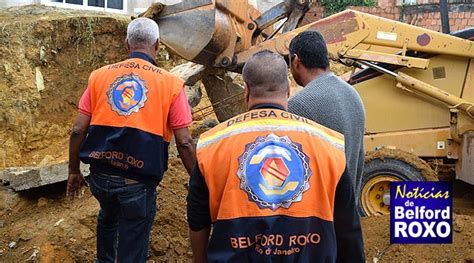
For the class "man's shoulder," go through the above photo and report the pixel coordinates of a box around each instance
[299,115,345,147]
[196,110,345,151]
[290,73,363,107]
[89,60,183,83]
[308,72,351,90]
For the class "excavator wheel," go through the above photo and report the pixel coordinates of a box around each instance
[359,148,438,217]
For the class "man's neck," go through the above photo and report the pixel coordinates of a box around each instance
[301,68,329,86]
[129,49,156,62]
[247,99,288,111]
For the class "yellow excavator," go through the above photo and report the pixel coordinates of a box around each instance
[139,0,474,216]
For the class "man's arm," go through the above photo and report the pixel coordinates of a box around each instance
[334,168,365,263]
[169,87,196,174]
[190,227,211,263]
[187,162,212,263]
[174,128,195,174]
[67,113,91,198]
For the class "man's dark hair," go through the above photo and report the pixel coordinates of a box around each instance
[242,50,289,98]
[289,30,329,69]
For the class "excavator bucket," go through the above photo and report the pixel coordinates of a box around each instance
[141,1,234,67]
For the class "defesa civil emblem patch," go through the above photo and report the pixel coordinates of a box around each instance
[107,74,148,116]
[237,134,312,211]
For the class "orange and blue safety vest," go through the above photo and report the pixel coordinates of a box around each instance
[187,104,365,262]
[79,52,184,187]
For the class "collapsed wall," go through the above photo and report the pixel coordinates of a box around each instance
[0,6,130,168]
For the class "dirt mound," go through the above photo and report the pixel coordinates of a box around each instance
[362,212,474,262]
[1,156,473,262]
[0,5,126,168]
[0,7,191,260]
[0,156,191,262]
[0,5,183,169]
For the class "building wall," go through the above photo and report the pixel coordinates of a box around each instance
[0,0,39,8]
[348,3,474,32]
[301,1,474,33]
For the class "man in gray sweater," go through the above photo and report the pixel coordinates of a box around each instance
[288,31,366,209]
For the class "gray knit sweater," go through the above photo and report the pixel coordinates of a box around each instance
[289,72,365,195]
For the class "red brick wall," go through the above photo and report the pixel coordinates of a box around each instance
[379,0,398,7]
[302,2,474,33]
[410,9,474,32]
[301,5,325,24]
[349,6,401,21]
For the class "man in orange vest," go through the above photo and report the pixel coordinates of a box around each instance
[67,17,195,262]
[187,50,364,262]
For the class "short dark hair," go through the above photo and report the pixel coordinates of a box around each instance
[289,30,329,69]
[242,50,289,98]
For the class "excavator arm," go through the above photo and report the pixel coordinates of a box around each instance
[140,0,474,122]
[234,9,473,69]
[142,1,473,70]
[140,0,313,68]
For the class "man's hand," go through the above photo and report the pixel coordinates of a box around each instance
[68,112,91,198]
[190,227,211,263]
[66,172,88,198]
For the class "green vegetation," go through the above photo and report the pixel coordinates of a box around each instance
[319,0,377,16]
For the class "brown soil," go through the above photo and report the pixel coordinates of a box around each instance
[1,158,473,262]
[0,156,191,262]
[0,6,192,261]
[0,5,183,169]
[362,213,474,262]
[0,5,125,168]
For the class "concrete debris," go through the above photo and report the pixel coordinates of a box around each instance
[39,46,47,63]
[170,62,206,86]
[26,248,40,261]
[38,155,55,167]
[35,67,45,92]
[3,63,11,75]
[171,62,206,108]
[0,162,89,191]
[54,218,64,227]
[9,241,17,249]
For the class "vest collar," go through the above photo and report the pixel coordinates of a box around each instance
[128,52,157,66]
[250,103,286,111]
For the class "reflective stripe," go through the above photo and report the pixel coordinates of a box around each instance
[197,119,345,151]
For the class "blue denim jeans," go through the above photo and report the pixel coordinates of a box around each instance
[89,172,157,263]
